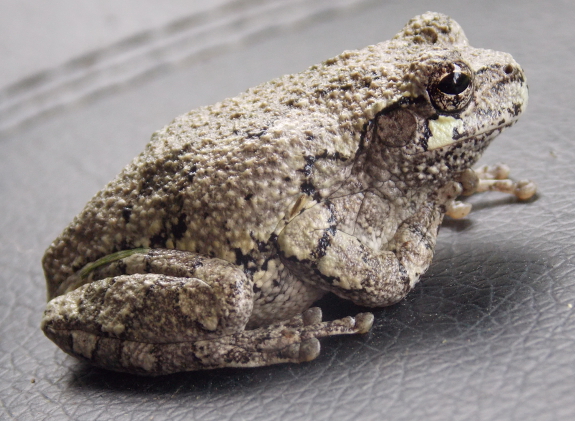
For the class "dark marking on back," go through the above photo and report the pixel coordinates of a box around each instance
[172,214,188,240]
[188,165,198,183]
[122,206,132,223]
[300,181,316,196]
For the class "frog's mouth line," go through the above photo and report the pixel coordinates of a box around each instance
[456,119,517,141]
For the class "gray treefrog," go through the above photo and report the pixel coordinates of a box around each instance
[41,12,536,375]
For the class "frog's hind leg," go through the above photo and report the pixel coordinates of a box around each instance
[42,249,373,375]
[42,249,253,374]
[445,164,537,219]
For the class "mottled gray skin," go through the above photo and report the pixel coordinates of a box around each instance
[42,12,531,375]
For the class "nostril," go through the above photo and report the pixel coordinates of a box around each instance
[504,64,514,74]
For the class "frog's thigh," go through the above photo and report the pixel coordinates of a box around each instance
[44,271,250,336]
[48,249,255,337]
[43,256,255,373]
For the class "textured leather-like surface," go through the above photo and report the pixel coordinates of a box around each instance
[1,1,574,420]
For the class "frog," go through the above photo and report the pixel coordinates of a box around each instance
[41,12,536,376]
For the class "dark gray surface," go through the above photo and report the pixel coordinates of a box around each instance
[1,1,574,420]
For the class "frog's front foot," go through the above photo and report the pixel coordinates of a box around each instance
[446,164,537,219]
[470,164,537,200]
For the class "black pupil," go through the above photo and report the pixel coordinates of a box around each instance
[437,72,470,95]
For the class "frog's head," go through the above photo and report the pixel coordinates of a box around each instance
[362,12,528,188]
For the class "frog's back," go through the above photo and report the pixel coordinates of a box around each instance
[42,41,406,297]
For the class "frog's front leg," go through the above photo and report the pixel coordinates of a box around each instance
[278,199,443,307]
[42,249,372,375]
[445,164,537,219]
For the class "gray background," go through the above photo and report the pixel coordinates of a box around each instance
[1,0,574,420]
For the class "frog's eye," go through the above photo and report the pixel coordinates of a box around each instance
[428,62,474,112]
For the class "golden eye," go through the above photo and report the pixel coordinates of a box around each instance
[428,62,474,112]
